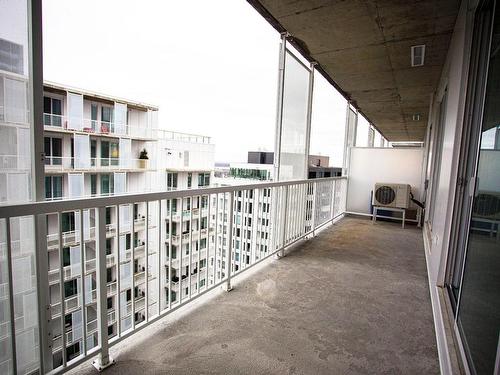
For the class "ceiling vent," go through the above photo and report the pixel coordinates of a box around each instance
[411,45,425,67]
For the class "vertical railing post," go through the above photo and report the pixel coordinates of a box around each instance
[224,192,234,292]
[144,203,149,322]
[35,214,53,373]
[330,180,336,222]
[279,185,289,258]
[92,206,115,371]
[5,218,18,374]
[311,181,317,237]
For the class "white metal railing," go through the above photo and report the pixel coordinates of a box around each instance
[0,176,347,374]
[157,129,212,144]
[44,156,155,171]
[43,113,158,139]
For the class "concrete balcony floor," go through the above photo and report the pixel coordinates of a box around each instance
[75,217,438,374]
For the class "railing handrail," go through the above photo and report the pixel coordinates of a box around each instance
[43,112,154,131]
[0,176,347,218]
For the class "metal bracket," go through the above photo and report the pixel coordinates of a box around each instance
[92,356,115,372]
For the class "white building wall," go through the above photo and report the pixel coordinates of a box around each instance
[425,0,473,286]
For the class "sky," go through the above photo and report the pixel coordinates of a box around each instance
[42,0,348,165]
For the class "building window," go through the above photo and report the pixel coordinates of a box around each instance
[61,212,75,233]
[187,173,192,188]
[66,341,80,362]
[44,136,62,165]
[167,172,178,190]
[106,238,112,255]
[45,176,63,200]
[101,106,113,133]
[64,279,78,298]
[91,103,98,132]
[107,297,113,310]
[90,174,97,196]
[43,96,62,127]
[90,140,97,166]
[101,141,119,167]
[198,173,210,187]
[101,174,114,195]
[62,247,71,267]
[105,206,112,225]
[106,268,113,283]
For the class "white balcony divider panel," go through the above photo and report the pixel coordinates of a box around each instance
[374,131,382,147]
[276,49,311,181]
[310,72,347,169]
[114,103,127,135]
[68,173,84,198]
[355,116,370,147]
[67,93,84,131]
[347,147,423,214]
[114,172,126,194]
[368,126,375,147]
[119,138,131,169]
[0,176,346,375]
[343,107,357,174]
[4,77,27,124]
[17,127,30,170]
[74,134,90,169]
[7,172,29,203]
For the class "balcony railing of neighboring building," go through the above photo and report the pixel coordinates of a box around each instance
[44,156,156,171]
[43,113,158,140]
[157,129,212,144]
[0,175,347,374]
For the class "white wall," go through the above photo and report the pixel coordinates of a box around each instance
[425,0,472,286]
[346,147,424,214]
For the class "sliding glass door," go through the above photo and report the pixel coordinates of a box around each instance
[447,1,500,373]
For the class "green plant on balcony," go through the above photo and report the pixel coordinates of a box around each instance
[139,149,148,168]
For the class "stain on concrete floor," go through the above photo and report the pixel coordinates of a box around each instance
[72,217,439,375]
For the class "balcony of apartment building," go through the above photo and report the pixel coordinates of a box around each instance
[2,0,500,375]
[42,83,159,142]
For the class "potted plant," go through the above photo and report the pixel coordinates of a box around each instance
[139,149,148,168]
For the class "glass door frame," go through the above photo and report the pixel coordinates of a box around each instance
[445,0,497,373]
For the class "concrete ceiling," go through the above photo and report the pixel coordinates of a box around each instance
[249,0,460,141]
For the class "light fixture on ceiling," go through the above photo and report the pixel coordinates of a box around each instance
[412,113,421,121]
[411,45,425,67]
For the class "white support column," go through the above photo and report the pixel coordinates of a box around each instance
[28,0,45,202]
[274,32,288,180]
[93,207,115,371]
[304,62,316,179]
[342,101,350,176]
